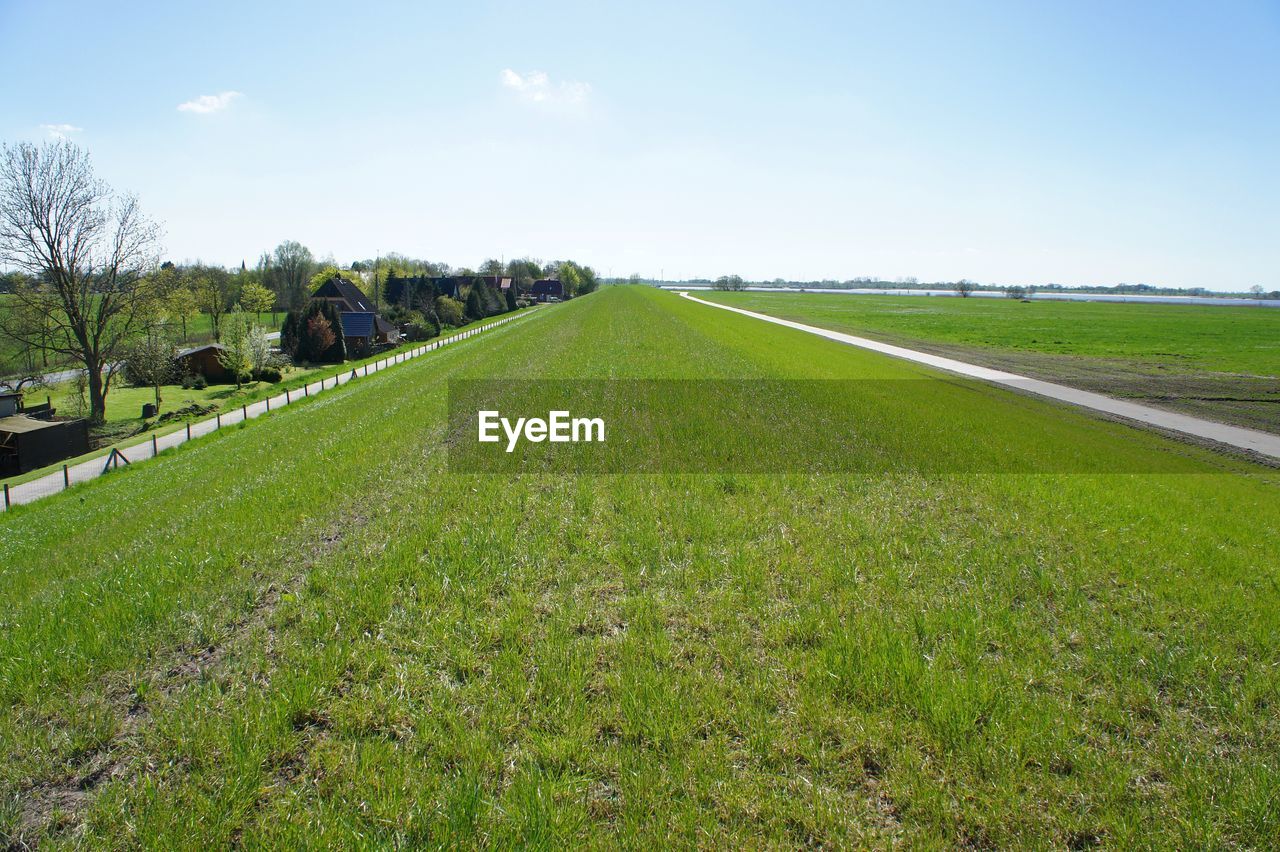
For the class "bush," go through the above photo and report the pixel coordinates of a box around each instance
[436,296,464,328]
[252,366,284,383]
[192,374,208,390]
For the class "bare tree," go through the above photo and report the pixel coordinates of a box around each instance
[953,279,976,298]
[0,140,166,421]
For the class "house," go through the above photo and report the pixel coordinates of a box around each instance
[311,276,399,347]
[385,275,513,305]
[175,343,232,382]
[339,312,399,351]
[531,279,564,301]
[0,415,90,476]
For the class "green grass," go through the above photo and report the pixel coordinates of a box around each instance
[698,290,1280,433]
[2,313,529,489]
[698,290,1280,375]
[1,287,1278,847]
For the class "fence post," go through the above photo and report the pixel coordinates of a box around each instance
[304,384,309,397]
[152,434,158,455]
[63,464,69,488]
[217,413,222,428]
[286,389,291,404]
[242,404,248,420]
[3,483,8,509]
[265,396,270,412]
[186,423,192,441]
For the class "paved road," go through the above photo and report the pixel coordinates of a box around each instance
[679,291,1280,460]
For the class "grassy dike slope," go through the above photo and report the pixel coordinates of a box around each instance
[1,287,1278,848]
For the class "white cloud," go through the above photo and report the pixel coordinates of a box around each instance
[40,123,83,139]
[500,69,590,105]
[177,91,243,114]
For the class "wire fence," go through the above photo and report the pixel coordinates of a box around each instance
[2,310,537,512]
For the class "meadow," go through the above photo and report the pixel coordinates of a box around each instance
[1,287,1278,848]
[700,290,1280,433]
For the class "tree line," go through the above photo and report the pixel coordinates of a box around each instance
[0,139,601,422]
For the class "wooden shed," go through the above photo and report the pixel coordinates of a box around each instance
[0,415,90,476]
[175,344,232,382]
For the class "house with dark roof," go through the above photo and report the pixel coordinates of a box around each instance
[311,275,399,347]
[385,274,515,305]
[531,279,563,301]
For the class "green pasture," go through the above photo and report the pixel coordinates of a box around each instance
[1,287,1277,848]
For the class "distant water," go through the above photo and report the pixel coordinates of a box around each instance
[661,286,1280,308]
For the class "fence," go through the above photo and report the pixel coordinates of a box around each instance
[2,310,539,512]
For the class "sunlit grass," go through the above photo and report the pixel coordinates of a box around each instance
[1,287,1277,847]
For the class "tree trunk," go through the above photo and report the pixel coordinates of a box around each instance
[86,363,107,423]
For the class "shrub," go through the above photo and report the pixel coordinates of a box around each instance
[465,285,485,321]
[192,374,208,390]
[252,366,284,383]
[436,296,464,328]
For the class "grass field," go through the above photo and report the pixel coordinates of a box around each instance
[1,314,516,490]
[700,290,1280,433]
[2,287,1278,847]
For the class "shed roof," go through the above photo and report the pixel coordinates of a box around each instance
[175,343,226,358]
[0,414,62,434]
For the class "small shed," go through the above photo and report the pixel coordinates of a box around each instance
[175,344,231,382]
[0,415,90,475]
[0,392,21,418]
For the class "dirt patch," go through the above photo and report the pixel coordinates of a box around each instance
[873,335,1280,436]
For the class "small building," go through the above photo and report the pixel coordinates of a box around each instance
[0,415,90,476]
[175,344,232,382]
[339,312,400,350]
[0,391,21,418]
[531,279,564,301]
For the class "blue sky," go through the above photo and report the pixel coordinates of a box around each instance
[1,0,1277,290]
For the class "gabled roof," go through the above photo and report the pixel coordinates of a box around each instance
[313,276,374,312]
[175,343,226,358]
[374,315,396,334]
[532,278,562,294]
[339,311,374,339]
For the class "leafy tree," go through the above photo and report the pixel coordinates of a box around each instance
[240,280,275,319]
[506,258,541,294]
[0,140,167,422]
[480,258,504,275]
[308,265,364,293]
[166,285,198,342]
[190,265,235,340]
[124,331,176,408]
[270,240,315,310]
[953,279,976,297]
[305,314,336,363]
[712,274,745,291]
[505,284,518,312]
[217,308,255,388]
[436,296,464,327]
